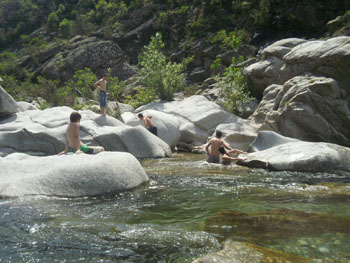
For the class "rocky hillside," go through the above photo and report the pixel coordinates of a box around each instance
[1,1,349,85]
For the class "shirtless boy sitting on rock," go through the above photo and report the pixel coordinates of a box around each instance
[205,130,246,163]
[59,112,105,155]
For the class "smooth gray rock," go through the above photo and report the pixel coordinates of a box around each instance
[0,106,171,158]
[0,85,18,117]
[249,75,350,146]
[137,95,257,147]
[245,36,350,94]
[122,110,181,148]
[0,151,149,197]
[240,131,350,172]
[17,101,38,112]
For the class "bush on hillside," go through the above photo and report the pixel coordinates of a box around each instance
[137,32,192,101]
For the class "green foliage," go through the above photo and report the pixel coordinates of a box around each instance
[210,57,222,70]
[59,19,74,38]
[72,67,97,99]
[210,30,243,51]
[124,87,157,109]
[108,76,126,101]
[215,57,253,114]
[0,52,18,75]
[138,32,192,101]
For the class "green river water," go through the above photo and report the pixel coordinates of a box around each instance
[0,152,349,262]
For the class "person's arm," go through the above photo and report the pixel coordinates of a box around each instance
[222,140,233,151]
[94,79,100,89]
[228,149,247,155]
[222,154,244,162]
[58,141,69,155]
[205,140,212,155]
[73,123,82,154]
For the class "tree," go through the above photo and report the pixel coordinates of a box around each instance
[137,32,192,101]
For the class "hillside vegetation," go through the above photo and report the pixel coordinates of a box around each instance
[1,0,349,112]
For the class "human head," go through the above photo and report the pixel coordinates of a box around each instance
[103,74,108,80]
[218,147,226,155]
[70,112,81,123]
[215,130,222,138]
[138,113,144,120]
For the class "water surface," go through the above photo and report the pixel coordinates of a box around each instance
[0,152,349,262]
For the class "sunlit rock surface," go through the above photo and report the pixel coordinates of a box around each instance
[0,106,171,158]
[239,131,350,172]
[0,151,148,197]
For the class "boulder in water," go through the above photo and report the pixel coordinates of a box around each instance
[0,151,148,197]
[240,131,350,172]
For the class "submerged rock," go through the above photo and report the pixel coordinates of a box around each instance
[202,208,350,242]
[240,131,350,172]
[193,240,310,263]
[0,151,149,197]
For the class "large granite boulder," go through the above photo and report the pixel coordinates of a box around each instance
[137,95,258,147]
[122,110,181,148]
[249,75,350,146]
[0,106,171,158]
[245,37,350,95]
[0,85,18,117]
[0,151,148,197]
[240,131,350,172]
[37,36,135,81]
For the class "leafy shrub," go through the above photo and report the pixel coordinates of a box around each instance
[137,32,192,101]
[210,29,243,51]
[72,67,97,99]
[215,57,253,114]
[124,87,157,109]
[108,75,126,101]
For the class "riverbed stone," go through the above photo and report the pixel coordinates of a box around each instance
[0,106,171,158]
[193,239,310,263]
[0,151,149,197]
[240,131,350,172]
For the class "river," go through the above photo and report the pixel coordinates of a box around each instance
[0,152,349,262]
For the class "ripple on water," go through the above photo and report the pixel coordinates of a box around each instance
[0,152,349,262]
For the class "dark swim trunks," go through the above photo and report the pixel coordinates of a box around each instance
[207,155,220,163]
[100,91,107,107]
[148,126,158,136]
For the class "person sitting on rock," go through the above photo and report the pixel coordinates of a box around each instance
[205,130,246,163]
[59,111,105,155]
[219,146,246,165]
[138,113,158,136]
[205,130,232,163]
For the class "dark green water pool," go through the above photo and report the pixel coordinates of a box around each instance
[0,152,349,262]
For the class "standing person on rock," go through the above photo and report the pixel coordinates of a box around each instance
[94,74,108,115]
[59,112,105,155]
[138,113,158,136]
[205,130,246,163]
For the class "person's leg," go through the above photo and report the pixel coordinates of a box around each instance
[100,91,107,115]
[89,146,105,154]
[148,126,158,136]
